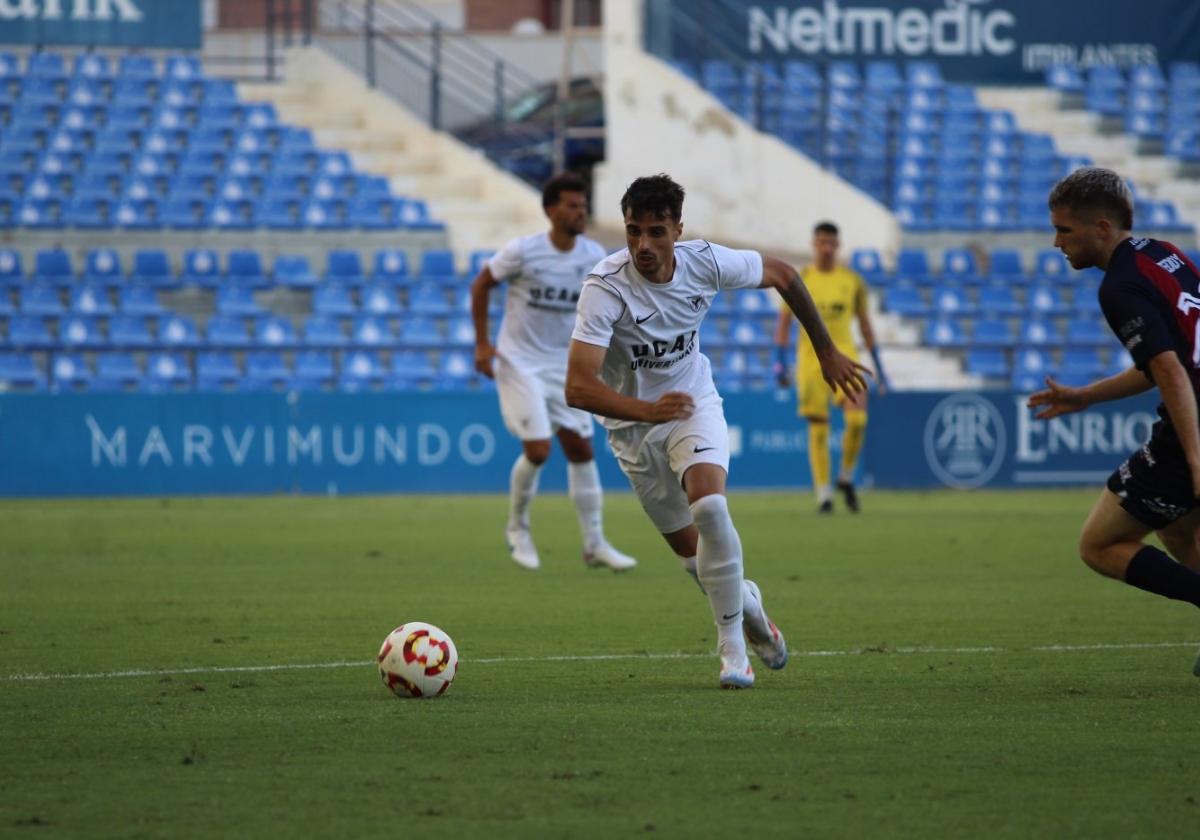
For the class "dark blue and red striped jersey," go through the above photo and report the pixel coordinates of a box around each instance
[1098,237,1200,415]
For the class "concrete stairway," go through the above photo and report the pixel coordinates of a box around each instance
[237,45,546,265]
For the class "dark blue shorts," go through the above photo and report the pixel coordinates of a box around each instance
[1106,420,1197,530]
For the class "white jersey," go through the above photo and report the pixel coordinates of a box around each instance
[487,232,607,370]
[571,240,764,430]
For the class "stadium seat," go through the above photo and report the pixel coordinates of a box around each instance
[924,318,966,348]
[131,249,176,289]
[940,249,981,284]
[301,315,348,347]
[407,283,450,316]
[293,349,335,387]
[399,316,442,347]
[227,249,269,289]
[361,283,402,316]
[313,284,356,318]
[971,318,1014,347]
[352,316,395,346]
[0,248,23,287]
[110,314,154,346]
[884,286,929,317]
[1020,319,1060,346]
[93,352,141,390]
[118,284,164,316]
[445,316,475,348]
[978,284,1022,316]
[989,249,1025,283]
[59,315,103,347]
[931,285,973,316]
[1026,284,1069,316]
[178,249,220,289]
[159,314,199,346]
[327,249,366,286]
[8,315,54,348]
[895,249,932,284]
[420,249,458,283]
[1066,317,1111,347]
[1034,250,1069,280]
[339,349,385,389]
[244,351,290,389]
[51,353,91,390]
[216,285,261,317]
[0,351,45,388]
[849,248,887,286]
[273,254,318,289]
[965,348,1009,379]
[20,283,64,316]
[255,315,297,347]
[373,249,411,285]
[33,248,73,286]
[143,352,191,390]
[205,315,250,347]
[389,350,437,388]
[196,351,241,390]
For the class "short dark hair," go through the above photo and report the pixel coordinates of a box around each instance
[620,174,685,222]
[542,172,588,209]
[813,221,839,236]
[1048,166,1134,230]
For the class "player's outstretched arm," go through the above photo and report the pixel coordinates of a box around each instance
[760,255,870,398]
[1027,366,1152,419]
[1147,351,1200,496]
[565,339,694,423]
[469,266,501,378]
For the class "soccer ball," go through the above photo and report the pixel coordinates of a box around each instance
[377,622,459,699]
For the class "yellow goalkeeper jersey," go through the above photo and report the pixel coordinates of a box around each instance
[782,263,866,369]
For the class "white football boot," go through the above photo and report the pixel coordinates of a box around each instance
[582,541,638,572]
[743,580,788,671]
[718,639,755,689]
[505,524,540,570]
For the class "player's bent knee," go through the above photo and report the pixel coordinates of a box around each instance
[522,440,552,465]
[688,493,729,530]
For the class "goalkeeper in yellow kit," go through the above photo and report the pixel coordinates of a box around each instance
[773,221,887,513]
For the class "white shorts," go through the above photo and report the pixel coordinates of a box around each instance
[495,358,594,442]
[606,399,730,534]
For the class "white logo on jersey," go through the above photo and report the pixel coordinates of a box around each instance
[1157,253,1184,273]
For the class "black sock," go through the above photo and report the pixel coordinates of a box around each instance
[1124,545,1200,607]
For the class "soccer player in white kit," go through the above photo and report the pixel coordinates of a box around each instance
[470,172,637,572]
[566,175,869,688]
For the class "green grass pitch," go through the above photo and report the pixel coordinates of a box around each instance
[2,489,1199,837]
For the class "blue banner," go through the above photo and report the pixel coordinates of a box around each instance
[646,0,1200,84]
[0,389,1163,497]
[0,0,200,49]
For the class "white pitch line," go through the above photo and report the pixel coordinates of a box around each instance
[2,640,1197,684]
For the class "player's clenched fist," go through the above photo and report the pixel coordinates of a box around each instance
[644,391,695,423]
[473,343,499,378]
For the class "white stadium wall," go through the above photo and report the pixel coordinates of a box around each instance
[593,0,899,259]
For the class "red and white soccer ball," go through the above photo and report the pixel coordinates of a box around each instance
[377,622,459,699]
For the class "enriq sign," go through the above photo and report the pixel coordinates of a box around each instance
[748,0,1016,57]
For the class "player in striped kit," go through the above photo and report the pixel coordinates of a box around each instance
[1029,167,1200,674]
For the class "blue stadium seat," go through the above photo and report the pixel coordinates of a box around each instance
[59,314,103,347]
[895,248,932,284]
[27,51,67,83]
[989,249,1025,283]
[923,319,965,348]
[131,249,176,289]
[255,315,296,347]
[728,318,767,346]
[313,285,355,317]
[419,249,458,283]
[302,315,348,346]
[205,315,250,347]
[244,351,290,389]
[7,315,53,348]
[51,353,91,390]
[361,283,402,316]
[274,254,318,289]
[351,316,395,346]
[118,283,163,316]
[339,349,385,389]
[292,350,334,388]
[327,249,366,286]
[66,195,111,228]
[0,351,45,389]
[1066,317,1111,347]
[1014,347,1054,382]
[1060,347,1104,380]
[849,248,886,286]
[70,285,116,319]
[407,282,450,315]
[400,316,442,346]
[439,350,475,387]
[978,284,1022,316]
[0,287,13,314]
[373,249,411,285]
[302,199,349,230]
[1020,319,1060,346]
[1026,284,1069,316]
[181,248,221,288]
[158,314,199,346]
[117,54,157,80]
[93,353,141,390]
[965,348,1009,379]
[109,314,153,346]
[20,283,64,316]
[972,318,1014,347]
[931,285,973,316]
[256,196,303,230]
[1033,249,1069,280]
[389,350,437,388]
[0,248,22,287]
[227,249,269,289]
[143,352,191,390]
[940,248,981,283]
[211,200,255,230]
[196,351,240,390]
[161,197,208,229]
[216,285,261,316]
[884,286,928,317]
[350,196,404,230]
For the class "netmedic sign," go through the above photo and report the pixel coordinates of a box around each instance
[0,0,201,49]
[646,0,1200,84]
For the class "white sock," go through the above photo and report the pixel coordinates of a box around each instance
[567,459,604,550]
[816,484,833,504]
[508,454,542,530]
[680,554,704,592]
[689,494,746,657]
